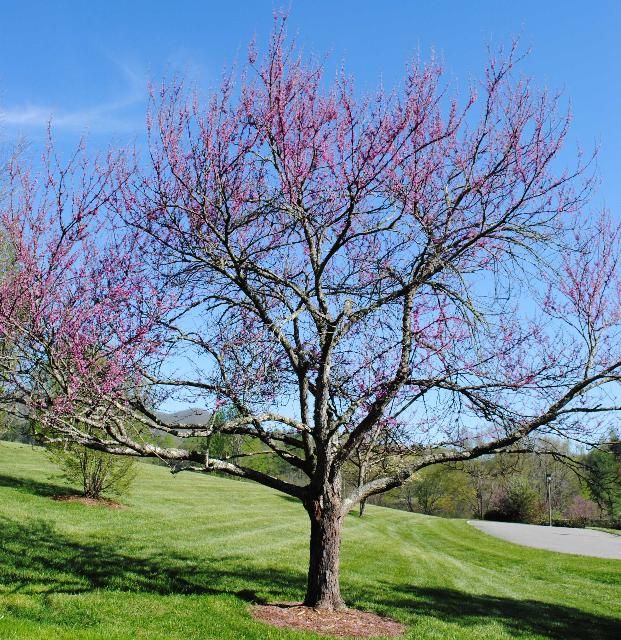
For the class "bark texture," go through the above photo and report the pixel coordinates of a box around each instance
[304,491,346,610]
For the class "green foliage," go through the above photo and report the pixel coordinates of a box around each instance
[585,434,621,519]
[0,228,14,275]
[0,442,620,639]
[402,465,474,516]
[183,406,243,459]
[0,413,32,444]
[181,406,307,485]
[47,442,136,499]
[458,454,518,519]
[184,432,244,460]
[0,229,18,435]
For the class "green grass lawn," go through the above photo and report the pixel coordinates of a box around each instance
[0,441,619,639]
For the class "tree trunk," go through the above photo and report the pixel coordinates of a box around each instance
[477,491,484,520]
[303,493,346,610]
[357,464,367,517]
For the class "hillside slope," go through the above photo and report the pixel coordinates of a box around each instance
[0,441,619,639]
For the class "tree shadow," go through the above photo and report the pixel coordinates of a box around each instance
[0,515,619,638]
[0,473,75,498]
[374,584,621,639]
[276,494,305,506]
[0,516,303,604]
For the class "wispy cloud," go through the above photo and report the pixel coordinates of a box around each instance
[0,60,148,135]
[0,50,212,138]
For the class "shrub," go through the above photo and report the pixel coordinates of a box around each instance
[48,443,136,500]
[564,495,599,527]
[485,480,541,523]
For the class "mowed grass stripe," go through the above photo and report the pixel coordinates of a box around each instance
[1,440,620,639]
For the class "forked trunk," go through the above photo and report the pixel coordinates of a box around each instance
[303,493,345,610]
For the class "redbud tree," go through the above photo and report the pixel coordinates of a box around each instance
[2,20,621,610]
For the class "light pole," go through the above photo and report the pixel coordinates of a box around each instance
[546,473,552,527]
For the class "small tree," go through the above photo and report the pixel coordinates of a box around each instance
[346,422,405,516]
[402,464,473,516]
[459,454,519,519]
[48,440,136,499]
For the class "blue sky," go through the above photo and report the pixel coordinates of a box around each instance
[1,1,618,419]
[1,0,619,212]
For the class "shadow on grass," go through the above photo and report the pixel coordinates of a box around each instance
[372,584,621,639]
[0,516,619,639]
[0,516,300,604]
[0,473,75,498]
[276,494,305,506]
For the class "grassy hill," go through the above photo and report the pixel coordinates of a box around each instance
[0,441,619,639]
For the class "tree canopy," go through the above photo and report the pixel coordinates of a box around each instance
[1,18,620,609]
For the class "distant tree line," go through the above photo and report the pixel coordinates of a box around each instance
[1,408,619,527]
[1,409,620,527]
[348,435,621,529]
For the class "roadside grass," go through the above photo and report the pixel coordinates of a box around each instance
[589,527,621,537]
[0,440,619,639]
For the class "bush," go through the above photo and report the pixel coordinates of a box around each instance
[485,480,541,523]
[48,443,136,500]
[564,495,600,527]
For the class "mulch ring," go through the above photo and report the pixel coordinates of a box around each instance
[252,603,406,638]
[52,495,125,509]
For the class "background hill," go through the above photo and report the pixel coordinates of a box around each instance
[0,440,619,639]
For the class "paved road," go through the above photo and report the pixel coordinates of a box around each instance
[469,521,621,560]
